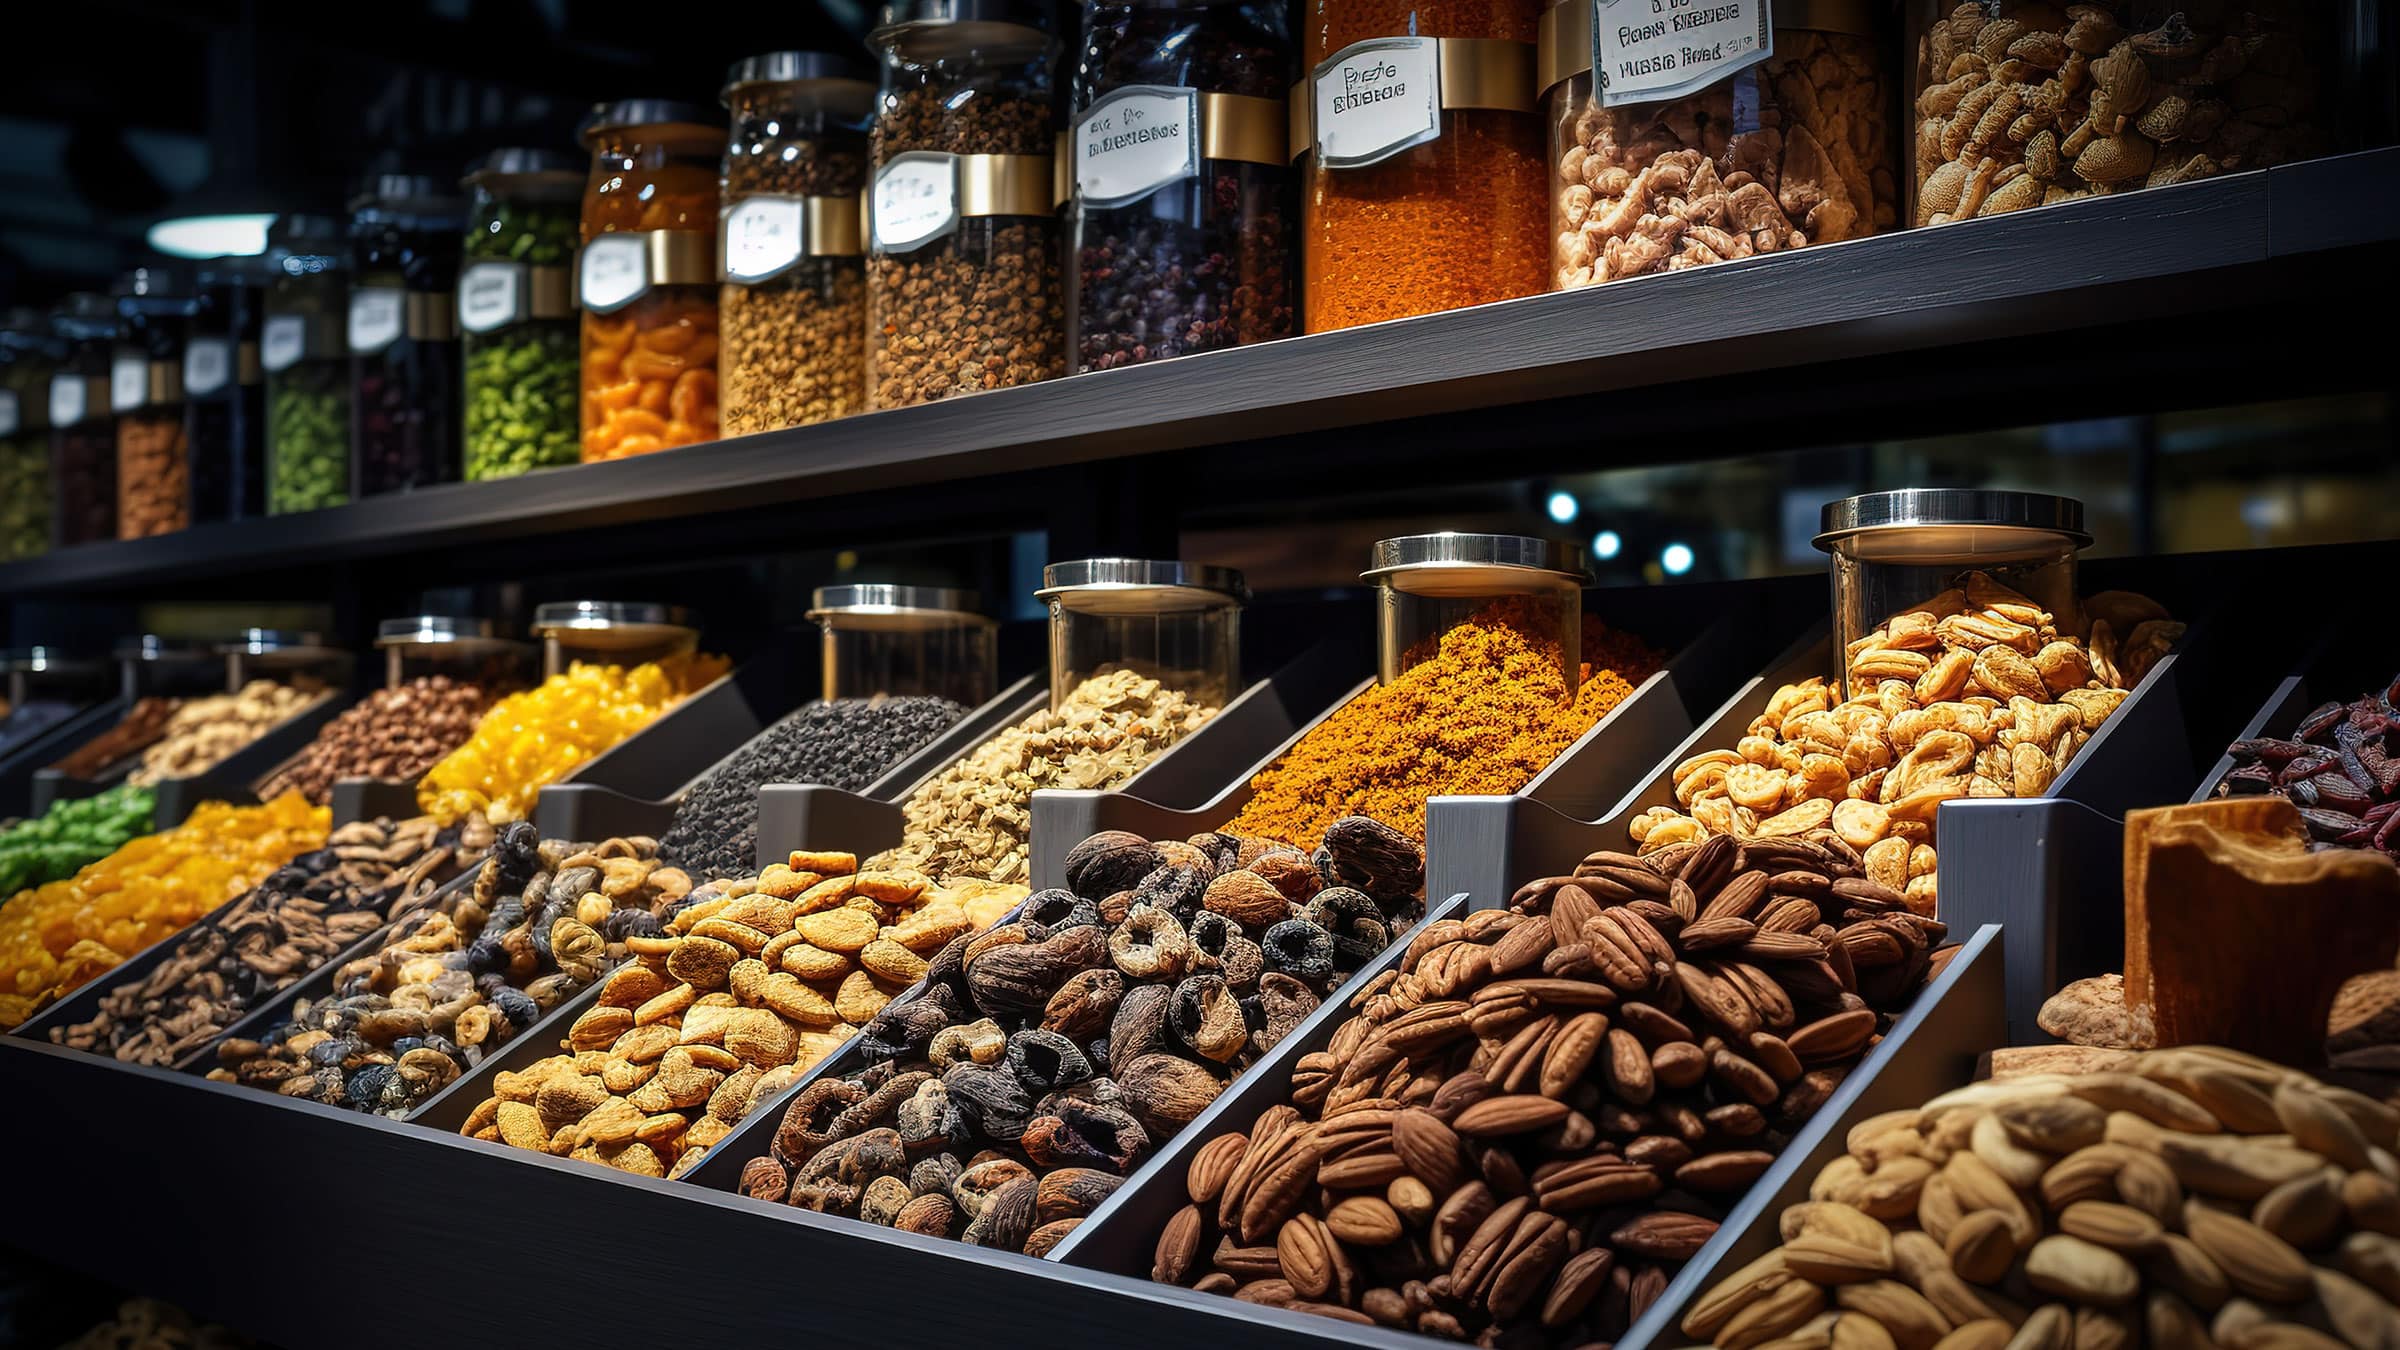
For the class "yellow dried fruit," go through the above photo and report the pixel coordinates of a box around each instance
[723,1008,802,1067]
[797,907,879,954]
[835,968,894,1025]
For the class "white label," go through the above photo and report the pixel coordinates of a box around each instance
[348,287,405,355]
[723,197,808,283]
[458,262,528,333]
[579,235,649,313]
[49,374,87,427]
[0,391,17,438]
[1592,0,1773,107]
[184,338,231,397]
[261,315,307,372]
[110,354,149,412]
[1314,38,1443,169]
[1076,86,1201,208]
[872,153,960,253]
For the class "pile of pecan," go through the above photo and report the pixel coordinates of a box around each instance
[1149,832,1951,1343]
[736,817,1426,1255]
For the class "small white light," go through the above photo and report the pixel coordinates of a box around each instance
[146,213,277,259]
[1661,542,1695,576]
[1592,529,1621,561]
[1545,491,1578,524]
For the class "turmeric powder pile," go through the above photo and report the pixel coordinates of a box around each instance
[1227,601,1662,845]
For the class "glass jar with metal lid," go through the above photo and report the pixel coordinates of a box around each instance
[184,258,269,524]
[720,52,875,435]
[220,629,353,695]
[1814,489,2092,698]
[262,214,352,514]
[1542,0,1891,291]
[1037,558,1247,711]
[531,600,700,677]
[460,149,582,481]
[114,635,228,700]
[1069,0,1296,371]
[1364,532,1586,695]
[48,293,119,547]
[809,584,997,706]
[349,173,466,496]
[866,0,1066,408]
[375,615,535,691]
[1297,0,1544,332]
[0,648,108,750]
[580,99,724,461]
[111,266,198,540]
[0,309,58,561]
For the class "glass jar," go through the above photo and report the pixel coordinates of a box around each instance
[111,266,197,540]
[460,149,583,481]
[376,616,534,691]
[116,635,229,701]
[719,52,875,435]
[1036,558,1247,711]
[1910,2,2330,225]
[0,310,58,561]
[1542,0,1892,290]
[1364,532,1585,695]
[220,629,352,696]
[866,0,1066,409]
[531,600,699,678]
[0,649,107,750]
[48,294,119,548]
[580,100,723,462]
[350,174,465,496]
[1299,0,1544,332]
[185,259,269,524]
[808,584,998,705]
[1814,489,2089,700]
[1069,0,1296,371]
[262,214,353,514]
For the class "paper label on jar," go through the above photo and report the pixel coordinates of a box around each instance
[1075,86,1200,208]
[722,196,808,284]
[1591,0,1773,108]
[49,373,88,427]
[110,354,149,412]
[872,153,960,253]
[579,234,650,314]
[184,338,232,397]
[1314,38,1442,170]
[458,262,530,333]
[348,287,405,355]
[261,315,307,372]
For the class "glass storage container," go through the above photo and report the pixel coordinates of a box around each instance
[1542,0,1892,290]
[0,310,57,561]
[1069,0,1296,371]
[1036,558,1247,711]
[719,52,875,435]
[0,648,107,751]
[111,266,197,540]
[349,174,465,496]
[116,635,229,700]
[580,100,723,462]
[1364,532,1584,694]
[262,214,352,514]
[531,600,699,677]
[1299,0,1543,332]
[376,615,534,691]
[184,259,268,524]
[1910,2,2329,226]
[808,584,997,705]
[220,629,352,696]
[460,149,582,481]
[1814,489,2089,699]
[48,294,119,547]
[866,0,1065,408]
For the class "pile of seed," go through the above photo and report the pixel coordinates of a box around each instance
[662,695,969,882]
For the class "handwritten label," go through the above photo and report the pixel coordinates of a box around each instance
[184,338,232,397]
[579,235,649,313]
[110,354,149,412]
[49,374,88,427]
[1075,86,1200,207]
[1314,38,1443,169]
[348,287,404,354]
[723,196,808,283]
[1592,0,1772,107]
[873,153,960,253]
[261,315,307,372]
[459,262,527,333]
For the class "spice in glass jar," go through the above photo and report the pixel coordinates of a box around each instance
[460,149,582,480]
[349,173,465,496]
[580,100,723,461]
[111,266,195,539]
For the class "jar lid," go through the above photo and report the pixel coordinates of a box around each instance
[580,99,724,147]
[531,600,697,652]
[1036,559,1249,615]
[1813,489,2092,560]
[3,647,102,675]
[808,584,996,631]
[723,50,876,104]
[219,628,340,657]
[1537,0,1880,94]
[376,615,503,647]
[462,147,585,194]
[1363,533,1589,594]
[112,634,216,663]
[871,0,1054,62]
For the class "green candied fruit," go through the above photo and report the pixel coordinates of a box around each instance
[267,362,350,513]
[463,324,579,480]
[0,435,50,560]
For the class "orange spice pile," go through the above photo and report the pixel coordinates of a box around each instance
[1225,599,1661,845]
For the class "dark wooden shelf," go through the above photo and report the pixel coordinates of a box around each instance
[2,147,2393,598]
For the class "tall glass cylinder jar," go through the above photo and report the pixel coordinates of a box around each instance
[460,149,582,480]
[1037,558,1247,711]
[867,0,1065,409]
[262,215,352,514]
[349,175,464,496]
[111,266,196,540]
[1069,0,1296,371]
[377,616,534,691]
[1300,0,1544,332]
[531,601,699,677]
[580,100,723,462]
[720,53,875,435]
[184,259,268,524]
[0,311,57,561]
[48,294,118,547]
[1364,532,1583,694]
[809,584,998,705]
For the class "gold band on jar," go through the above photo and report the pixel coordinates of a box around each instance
[142,361,183,407]
[804,197,866,256]
[405,293,459,343]
[957,153,1057,219]
[572,230,719,300]
[527,265,574,319]
[1200,92,1288,167]
[1538,0,1880,96]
